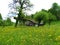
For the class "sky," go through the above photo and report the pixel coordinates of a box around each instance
[0,0,60,21]
[30,0,60,14]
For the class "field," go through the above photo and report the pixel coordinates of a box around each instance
[0,21,60,45]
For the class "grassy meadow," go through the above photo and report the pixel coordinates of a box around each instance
[0,21,60,45]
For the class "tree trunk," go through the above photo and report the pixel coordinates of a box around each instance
[38,21,40,27]
[15,4,23,27]
[15,18,19,27]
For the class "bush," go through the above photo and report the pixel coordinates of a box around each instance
[3,18,13,26]
[0,19,4,26]
[0,14,4,26]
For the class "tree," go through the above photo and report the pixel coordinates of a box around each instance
[48,12,57,25]
[48,3,60,20]
[42,9,48,12]
[4,18,13,26]
[30,14,34,19]
[0,13,2,20]
[34,11,57,25]
[0,13,3,26]
[10,0,33,27]
[34,11,48,25]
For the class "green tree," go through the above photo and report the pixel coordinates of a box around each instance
[0,13,3,26]
[10,0,33,27]
[34,11,48,25]
[34,11,57,25]
[48,12,57,25]
[0,13,2,20]
[0,20,4,26]
[4,18,13,26]
[48,3,60,20]
[42,9,48,12]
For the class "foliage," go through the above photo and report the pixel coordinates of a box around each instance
[0,13,2,20]
[0,13,4,26]
[48,3,58,15]
[0,19,4,26]
[30,14,34,19]
[42,9,48,12]
[4,18,13,26]
[48,12,57,21]
[34,11,48,23]
[34,11,57,24]
[9,0,33,27]
[48,3,60,20]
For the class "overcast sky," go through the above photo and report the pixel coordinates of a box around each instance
[0,0,60,19]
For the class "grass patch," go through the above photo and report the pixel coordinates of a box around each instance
[0,22,60,45]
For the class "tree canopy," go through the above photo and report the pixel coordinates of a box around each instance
[48,3,60,20]
[34,10,57,25]
[9,0,33,27]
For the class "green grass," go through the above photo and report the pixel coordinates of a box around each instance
[0,22,60,45]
